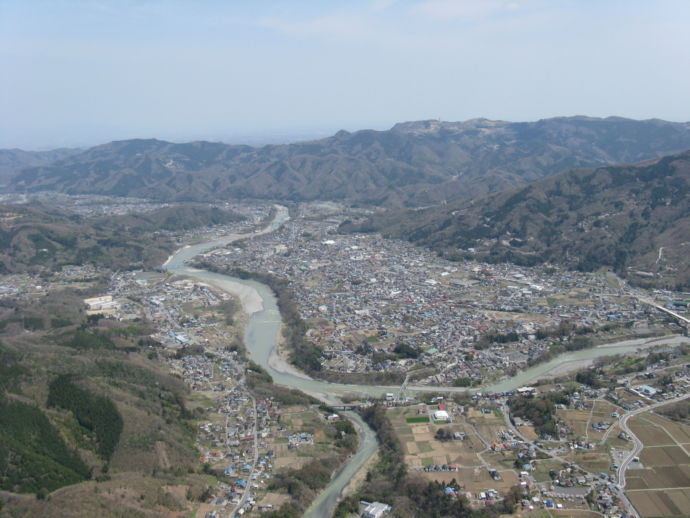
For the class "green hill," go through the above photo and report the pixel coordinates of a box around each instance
[345,150,690,289]
[0,203,243,274]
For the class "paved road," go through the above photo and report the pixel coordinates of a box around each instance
[616,393,690,489]
[230,384,259,517]
[501,400,641,518]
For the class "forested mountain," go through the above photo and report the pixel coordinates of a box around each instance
[0,203,243,274]
[343,150,690,289]
[0,148,79,185]
[9,117,690,207]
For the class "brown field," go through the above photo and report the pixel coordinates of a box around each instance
[645,412,690,444]
[572,451,611,474]
[626,466,690,490]
[419,466,519,492]
[628,488,690,518]
[524,511,600,518]
[626,410,690,517]
[256,492,291,508]
[641,446,690,467]
[521,425,539,441]
[558,408,591,438]
[389,405,490,469]
[591,400,618,416]
[273,456,311,469]
[630,421,676,446]
[552,511,610,518]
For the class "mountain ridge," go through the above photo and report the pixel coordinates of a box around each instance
[8,116,690,207]
[343,149,690,288]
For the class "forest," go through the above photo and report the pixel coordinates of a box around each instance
[47,375,123,461]
[0,389,90,494]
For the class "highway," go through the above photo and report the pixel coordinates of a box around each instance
[637,297,690,326]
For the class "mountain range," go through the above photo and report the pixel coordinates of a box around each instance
[343,150,690,289]
[8,116,690,207]
[0,148,79,186]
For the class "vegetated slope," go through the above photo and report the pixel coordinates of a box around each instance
[0,391,91,494]
[346,150,690,289]
[0,293,203,507]
[10,117,690,207]
[0,203,243,273]
[0,344,91,495]
[0,148,79,185]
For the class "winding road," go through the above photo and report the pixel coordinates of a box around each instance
[616,393,690,489]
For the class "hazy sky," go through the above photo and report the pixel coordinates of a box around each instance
[2,0,690,149]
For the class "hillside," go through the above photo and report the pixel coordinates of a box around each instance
[0,148,79,186]
[344,150,690,289]
[9,117,690,207]
[0,203,243,274]
[0,290,212,516]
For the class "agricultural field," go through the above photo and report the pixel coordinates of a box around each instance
[525,511,602,518]
[557,399,620,442]
[250,406,343,513]
[625,406,690,517]
[386,404,521,492]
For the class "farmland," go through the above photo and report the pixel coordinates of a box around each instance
[386,403,522,493]
[625,405,690,517]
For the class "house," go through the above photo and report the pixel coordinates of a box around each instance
[638,385,658,397]
[361,501,392,518]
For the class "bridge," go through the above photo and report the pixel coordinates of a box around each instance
[330,404,361,411]
[637,297,690,332]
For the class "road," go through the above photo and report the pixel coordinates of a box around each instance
[501,395,683,518]
[636,296,690,326]
[230,389,259,517]
[616,393,690,489]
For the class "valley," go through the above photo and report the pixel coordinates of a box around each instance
[1,122,690,518]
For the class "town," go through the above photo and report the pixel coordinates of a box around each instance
[1,194,689,518]
[193,203,687,387]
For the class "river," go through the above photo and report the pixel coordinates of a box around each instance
[162,204,688,516]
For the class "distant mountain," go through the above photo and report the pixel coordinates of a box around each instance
[9,117,690,206]
[343,150,690,289]
[0,148,79,186]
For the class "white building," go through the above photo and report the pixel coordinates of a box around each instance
[362,501,392,518]
[433,410,450,422]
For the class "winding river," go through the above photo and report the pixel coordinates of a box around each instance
[162,205,687,517]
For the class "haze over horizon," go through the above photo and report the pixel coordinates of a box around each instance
[2,0,690,150]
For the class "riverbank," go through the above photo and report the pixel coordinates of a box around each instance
[186,268,265,315]
[513,335,685,380]
[267,324,312,381]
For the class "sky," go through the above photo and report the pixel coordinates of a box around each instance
[2,0,690,149]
